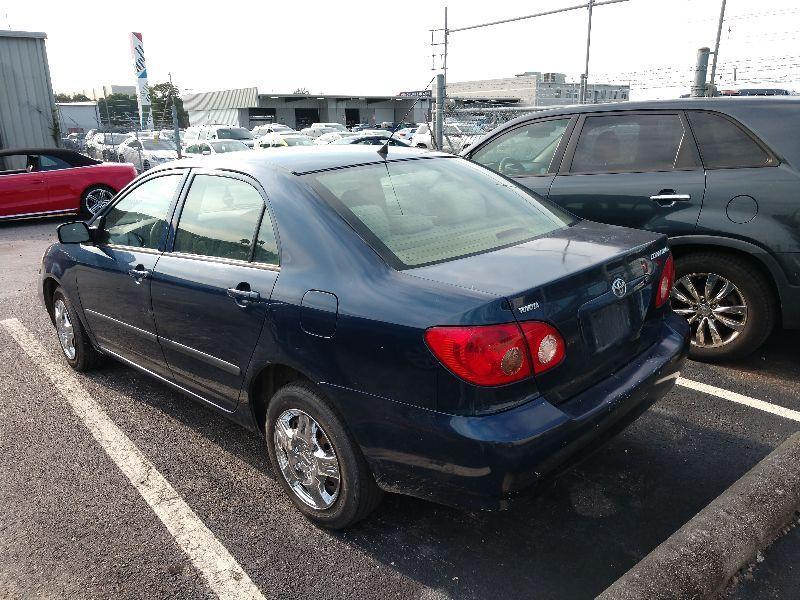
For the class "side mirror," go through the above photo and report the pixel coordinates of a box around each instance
[57,221,92,244]
[201,150,211,156]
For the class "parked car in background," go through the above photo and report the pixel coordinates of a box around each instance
[184,140,252,156]
[330,134,410,147]
[0,148,135,219]
[61,132,86,151]
[86,132,131,161]
[412,123,483,153]
[301,125,338,139]
[184,124,256,148]
[117,137,180,172]
[252,124,295,138]
[394,127,417,143]
[314,131,360,145]
[256,132,314,148]
[42,146,688,529]
[463,97,800,360]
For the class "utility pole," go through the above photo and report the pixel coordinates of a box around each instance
[435,73,444,151]
[171,98,182,159]
[708,0,727,97]
[692,47,711,97]
[580,0,595,104]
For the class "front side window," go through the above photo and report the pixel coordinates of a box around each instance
[102,174,183,248]
[39,155,73,171]
[570,113,700,173]
[307,157,575,269]
[471,118,571,177]
[173,175,264,261]
[686,111,775,169]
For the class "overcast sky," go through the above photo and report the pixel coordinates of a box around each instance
[3,0,798,99]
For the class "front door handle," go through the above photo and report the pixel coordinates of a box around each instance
[128,265,151,283]
[650,192,691,207]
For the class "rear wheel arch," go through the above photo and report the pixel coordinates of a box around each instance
[249,363,311,432]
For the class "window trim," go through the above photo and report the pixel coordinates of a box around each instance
[97,169,190,252]
[465,115,578,178]
[560,110,704,176]
[683,109,780,170]
[166,168,281,268]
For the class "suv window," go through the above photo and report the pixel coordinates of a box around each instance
[174,175,264,261]
[686,111,776,169]
[570,113,700,173]
[102,174,183,248]
[471,118,570,177]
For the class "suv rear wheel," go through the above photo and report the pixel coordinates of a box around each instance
[671,252,775,362]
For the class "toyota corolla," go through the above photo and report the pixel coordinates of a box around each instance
[41,146,689,529]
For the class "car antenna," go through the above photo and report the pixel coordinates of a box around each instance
[378,75,436,159]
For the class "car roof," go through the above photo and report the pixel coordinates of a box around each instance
[0,148,101,166]
[496,96,800,127]
[155,145,446,175]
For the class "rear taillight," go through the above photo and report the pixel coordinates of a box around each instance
[520,321,566,374]
[425,321,565,387]
[655,253,675,308]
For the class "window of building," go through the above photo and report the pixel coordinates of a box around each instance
[686,111,776,169]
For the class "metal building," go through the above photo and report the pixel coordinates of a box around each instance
[0,30,58,151]
[57,101,101,134]
[182,87,432,130]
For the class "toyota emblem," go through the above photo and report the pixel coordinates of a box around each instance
[611,278,627,298]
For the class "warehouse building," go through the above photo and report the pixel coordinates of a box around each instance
[445,71,629,106]
[0,30,58,155]
[57,101,101,134]
[182,87,432,130]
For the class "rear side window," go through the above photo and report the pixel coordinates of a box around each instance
[570,113,700,173]
[686,111,776,169]
[471,118,570,177]
[306,157,575,269]
[174,175,264,261]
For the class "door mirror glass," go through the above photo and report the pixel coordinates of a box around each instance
[57,221,92,244]
[202,149,211,156]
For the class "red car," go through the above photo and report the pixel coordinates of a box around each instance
[0,148,136,220]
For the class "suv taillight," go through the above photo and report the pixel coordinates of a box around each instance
[655,253,675,308]
[425,321,565,387]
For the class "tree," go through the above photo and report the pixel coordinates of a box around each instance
[55,93,72,102]
[73,93,91,102]
[293,87,309,95]
[149,82,189,129]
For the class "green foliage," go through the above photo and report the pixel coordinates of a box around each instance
[149,82,189,129]
[55,92,93,103]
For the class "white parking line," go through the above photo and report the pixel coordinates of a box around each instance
[678,377,800,423]
[0,318,266,600]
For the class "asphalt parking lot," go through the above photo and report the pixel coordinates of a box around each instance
[1,217,799,600]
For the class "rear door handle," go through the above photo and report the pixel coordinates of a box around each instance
[226,288,264,304]
[649,193,691,207]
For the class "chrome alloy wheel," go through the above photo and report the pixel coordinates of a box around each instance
[273,409,340,510]
[84,188,114,215]
[671,272,748,348]
[54,299,76,360]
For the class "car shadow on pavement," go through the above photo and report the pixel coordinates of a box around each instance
[81,362,780,600]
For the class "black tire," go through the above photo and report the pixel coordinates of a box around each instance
[674,252,776,362]
[80,185,115,218]
[51,287,103,372]
[265,382,382,529]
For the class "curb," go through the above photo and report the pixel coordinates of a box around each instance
[599,431,800,600]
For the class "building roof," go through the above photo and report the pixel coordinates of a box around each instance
[0,30,47,39]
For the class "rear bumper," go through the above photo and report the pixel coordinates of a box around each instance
[327,312,690,510]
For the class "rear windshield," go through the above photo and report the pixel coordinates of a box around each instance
[306,157,575,268]
[217,128,254,140]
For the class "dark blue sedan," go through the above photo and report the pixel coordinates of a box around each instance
[41,146,689,528]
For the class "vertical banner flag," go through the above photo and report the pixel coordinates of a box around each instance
[130,32,154,129]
